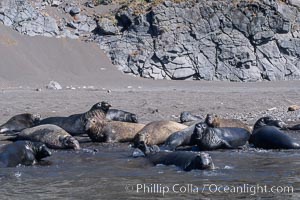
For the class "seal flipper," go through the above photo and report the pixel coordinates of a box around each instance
[221,140,235,149]
[161,138,183,151]
[1,132,20,141]
[132,148,145,158]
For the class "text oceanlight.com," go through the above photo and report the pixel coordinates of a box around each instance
[125,183,293,196]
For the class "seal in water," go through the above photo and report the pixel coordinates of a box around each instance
[85,118,145,143]
[205,114,252,132]
[192,122,250,150]
[133,143,214,171]
[0,141,51,167]
[133,121,187,147]
[0,113,41,134]
[249,117,300,149]
[38,101,111,136]
[106,109,138,123]
[8,125,80,150]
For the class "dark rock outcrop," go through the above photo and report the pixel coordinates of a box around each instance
[96,0,300,81]
[0,0,97,38]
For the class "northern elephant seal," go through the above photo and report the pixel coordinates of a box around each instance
[38,101,111,136]
[133,121,187,147]
[85,118,145,143]
[192,122,250,150]
[249,117,300,149]
[133,144,214,171]
[10,125,80,150]
[0,113,41,134]
[180,111,202,125]
[205,114,252,132]
[0,141,51,167]
[106,109,138,123]
[252,116,287,130]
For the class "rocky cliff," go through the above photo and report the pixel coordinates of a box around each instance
[1,0,300,81]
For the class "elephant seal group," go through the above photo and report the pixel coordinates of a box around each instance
[0,113,41,134]
[2,98,300,172]
[0,141,51,167]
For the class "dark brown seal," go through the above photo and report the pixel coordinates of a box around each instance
[133,121,188,147]
[0,113,41,134]
[38,101,111,136]
[85,118,145,143]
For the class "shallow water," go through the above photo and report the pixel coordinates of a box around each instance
[1,132,300,200]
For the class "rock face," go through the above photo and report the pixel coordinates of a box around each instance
[0,0,299,81]
[95,0,300,81]
[0,0,97,38]
[0,0,59,37]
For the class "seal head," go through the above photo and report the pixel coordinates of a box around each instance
[253,116,287,131]
[180,111,202,123]
[61,136,81,150]
[90,101,111,112]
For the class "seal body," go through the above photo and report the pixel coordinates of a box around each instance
[0,141,51,167]
[250,126,300,149]
[253,116,287,130]
[162,124,198,150]
[205,114,252,132]
[106,109,138,123]
[12,125,80,150]
[38,101,111,136]
[193,123,250,150]
[85,118,145,143]
[0,113,41,134]
[250,117,299,149]
[133,144,214,171]
[147,151,214,171]
[133,121,187,146]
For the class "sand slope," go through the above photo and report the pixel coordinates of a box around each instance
[0,24,141,88]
